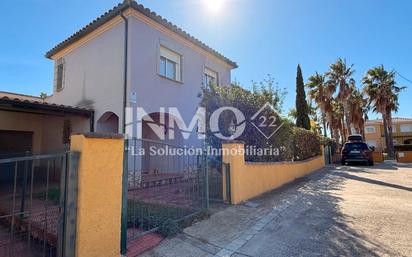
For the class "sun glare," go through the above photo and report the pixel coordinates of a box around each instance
[204,0,225,15]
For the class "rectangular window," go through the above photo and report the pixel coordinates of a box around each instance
[400,124,412,132]
[365,126,376,134]
[55,59,65,91]
[204,67,218,86]
[159,46,181,81]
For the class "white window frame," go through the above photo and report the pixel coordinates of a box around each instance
[204,67,218,86]
[392,126,397,133]
[159,45,182,82]
[400,124,412,133]
[365,126,376,134]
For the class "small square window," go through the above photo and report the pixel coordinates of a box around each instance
[204,67,218,86]
[365,126,376,134]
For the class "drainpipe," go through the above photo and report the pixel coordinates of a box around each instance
[120,11,128,134]
[120,9,129,256]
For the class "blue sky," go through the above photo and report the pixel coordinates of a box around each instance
[0,0,411,119]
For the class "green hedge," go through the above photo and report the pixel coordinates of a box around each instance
[34,187,60,205]
[394,144,412,151]
[292,128,321,161]
[127,200,194,237]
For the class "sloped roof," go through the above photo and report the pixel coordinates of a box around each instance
[45,0,238,68]
[0,95,93,116]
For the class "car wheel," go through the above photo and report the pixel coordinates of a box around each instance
[341,160,346,165]
[368,161,374,166]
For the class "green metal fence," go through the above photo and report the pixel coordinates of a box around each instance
[0,151,79,257]
[120,138,231,254]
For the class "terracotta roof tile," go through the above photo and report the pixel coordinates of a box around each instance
[0,95,93,114]
[45,1,237,68]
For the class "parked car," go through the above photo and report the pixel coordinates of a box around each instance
[341,142,374,166]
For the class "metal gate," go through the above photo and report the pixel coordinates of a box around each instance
[0,151,79,257]
[206,158,231,204]
[121,138,231,251]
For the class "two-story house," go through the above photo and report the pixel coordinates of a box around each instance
[47,0,236,144]
[0,0,237,155]
[364,118,412,151]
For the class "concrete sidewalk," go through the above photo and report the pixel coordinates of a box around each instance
[141,162,412,257]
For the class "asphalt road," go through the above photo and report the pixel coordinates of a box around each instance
[142,162,412,257]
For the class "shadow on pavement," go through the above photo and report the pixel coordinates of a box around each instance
[330,170,412,192]
[239,167,404,257]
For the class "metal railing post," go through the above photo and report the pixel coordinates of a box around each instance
[204,156,209,209]
[57,151,80,257]
[225,163,231,204]
[19,151,30,218]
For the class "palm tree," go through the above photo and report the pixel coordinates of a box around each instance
[289,104,321,134]
[327,58,355,140]
[330,100,345,145]
[362,65,405,157]
[348,88,368,138]
[306,72,334,137]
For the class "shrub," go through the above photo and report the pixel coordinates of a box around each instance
[33,187,60,205]
[158,219,181,237]
[292,128,321,161]
[200,80,322,163]
[127,200,192,237]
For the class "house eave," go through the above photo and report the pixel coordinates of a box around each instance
[44,1,238,69]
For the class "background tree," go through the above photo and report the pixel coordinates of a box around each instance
[200,77,323,162]
[362,65,405,157]
[288,103,320,133]
[348,88,368,138]
[308,102,322,134]
[330,100,344,145]
[39,92,48,101]
[327,58,355,140]
[251,75,287,114]
[288,108,298,121]
[306,72,334,137]
[295,64,311,130]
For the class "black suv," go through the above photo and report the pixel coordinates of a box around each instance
[341,142,374,166]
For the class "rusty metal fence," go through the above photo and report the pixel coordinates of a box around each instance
[0,152,79,257]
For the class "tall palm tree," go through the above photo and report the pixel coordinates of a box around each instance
[348,88,368,138]
[330,100,345,145]
[327,58,355,140]
[306,72,334,137]
[362,65,405,157]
